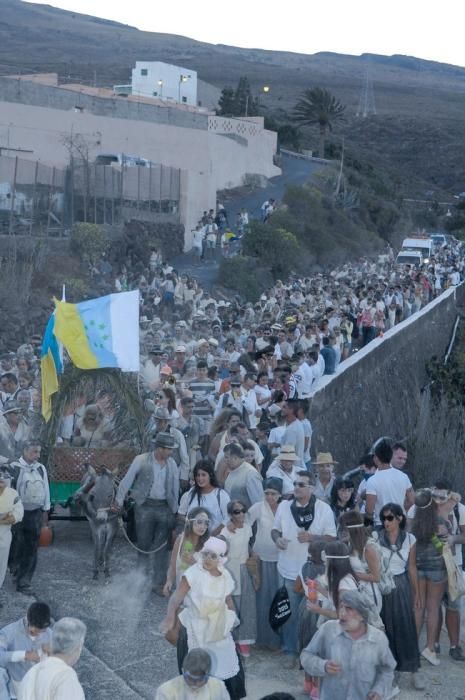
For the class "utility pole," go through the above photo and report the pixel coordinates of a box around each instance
[356,68,377,118]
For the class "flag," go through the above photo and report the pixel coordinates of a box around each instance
[54,290,140,372]
[40,313,63,421]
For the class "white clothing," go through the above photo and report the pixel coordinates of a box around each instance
[155,675,230,700]
[241,388,260,430]
[366,467,412,526]
[220,524,252,595]
[293,362,314,398]
[178,488,230,533]
[266,462,299,496]
[372,531,416,576]
[254,384,272,409]
[18,656,85,700]
[0,487,24,588]
[247,501,279,562]
[301,418,312,462]
[267,426,285,457]
[273,499,336,580]
[179,563,239,680]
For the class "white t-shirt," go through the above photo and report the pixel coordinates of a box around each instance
[248,500,280,562]
[268,426,285,456]
[273,498,337,580]
[178,488,230,532]
[266,462,299,496]
[372,530,416,576]
[301,418,312,462]
[366,467,412,525]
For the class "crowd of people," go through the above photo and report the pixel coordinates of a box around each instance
[0,217,464,698]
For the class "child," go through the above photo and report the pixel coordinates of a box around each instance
[295,540,326,698]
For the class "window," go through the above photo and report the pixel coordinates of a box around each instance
[182,96,187,103]
[141,69,148,76]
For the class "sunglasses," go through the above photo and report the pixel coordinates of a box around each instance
[200,551,219,560]
[294,481,311,488]
[432,492,449,502]
[190,518,209,526]
[232,508,246,515]
[183,671,209,684]
[382,514,395,522]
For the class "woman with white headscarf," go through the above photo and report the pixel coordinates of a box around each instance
[160,537,246,700]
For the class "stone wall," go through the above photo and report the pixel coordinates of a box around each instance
[309,285,465,470]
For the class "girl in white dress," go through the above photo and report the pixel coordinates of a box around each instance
[160,537,246,700]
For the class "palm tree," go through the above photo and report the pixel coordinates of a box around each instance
[293,87,346,158]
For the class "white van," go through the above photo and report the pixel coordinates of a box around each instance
[400,237,432,262]
[94,153,151,167]
[395,250,423,266]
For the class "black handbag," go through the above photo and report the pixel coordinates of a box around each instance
[269,584,292,630]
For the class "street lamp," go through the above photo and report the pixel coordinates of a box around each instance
[178,74,189,102]
[157,79,163,97]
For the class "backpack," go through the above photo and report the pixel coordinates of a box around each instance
[16,465,46,508]
[369,536,398,595]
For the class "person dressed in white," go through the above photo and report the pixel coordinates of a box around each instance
[160,537,246,699]
[271,471,336,663]
[155,648,229,700]
[0,465,23,597]
[266,445,300,497]
[18,617,86,700]
[365,439,414,527]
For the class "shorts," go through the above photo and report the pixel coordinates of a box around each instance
[417,569,447,583]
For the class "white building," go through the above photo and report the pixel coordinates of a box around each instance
[131,61,197,106]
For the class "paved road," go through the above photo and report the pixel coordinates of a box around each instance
[172,153,328,289]
[1,519,463,699]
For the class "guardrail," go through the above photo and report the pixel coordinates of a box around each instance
[280,148,332,164]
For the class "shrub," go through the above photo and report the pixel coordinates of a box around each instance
[218,256,272,301]
[70,223,108,262]
[242,222,302,279]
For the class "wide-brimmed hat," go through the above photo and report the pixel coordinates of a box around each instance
[314,452,338,465]
[153,432,175,449]
[2,400,21,416]
[278,445,299,462]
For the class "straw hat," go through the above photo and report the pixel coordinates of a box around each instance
[278,445,299,462]
[314,452,338,465]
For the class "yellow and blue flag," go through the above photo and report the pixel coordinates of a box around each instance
[40,313,63,421]
[54,290,140,372]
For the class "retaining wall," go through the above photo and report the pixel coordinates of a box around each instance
[309,284,465,469]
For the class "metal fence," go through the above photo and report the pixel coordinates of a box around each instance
[0,155,181,235]
[71,161,181,226]
[0,155,66,235]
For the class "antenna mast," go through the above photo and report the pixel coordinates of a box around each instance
[356,68,376,118]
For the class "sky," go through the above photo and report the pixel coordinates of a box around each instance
[26,0,465,68]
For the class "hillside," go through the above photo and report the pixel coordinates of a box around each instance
[2,0,465,193]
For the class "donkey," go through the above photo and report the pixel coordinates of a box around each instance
[75,464,119,581]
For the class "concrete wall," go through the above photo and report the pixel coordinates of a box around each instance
[0,101,279,249]
[0,76,207,130]
[0,78,280,249]
[309,285,463,470]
